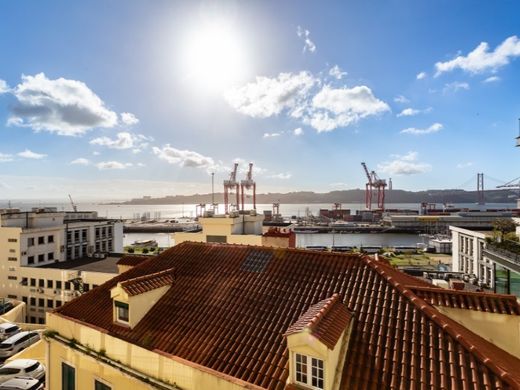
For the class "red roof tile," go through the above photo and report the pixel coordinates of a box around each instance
[284,294,352,349]
[411,286,520,315]
[120,267,175,296]
[117,255,148,267]
[55,242,520,390]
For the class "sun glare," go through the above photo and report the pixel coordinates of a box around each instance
[180,20,248,92]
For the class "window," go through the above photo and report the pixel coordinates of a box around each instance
[47,280,53,289]
[21,278,28,286]
[39,279,44,288]
[47,300,54,308]
[28,237,35,247]
[81,229,87,241]
[48,235,54,243]
[115,301,129,323]
[9,248,15,253]
[66,231,72,243]
[65,282,71,290]
[7,276,17,280]
[38,236,45,245]
[295,353,324,390]
[56,280,62,290]
[38,298,44,307]
[28,256,35,265]
[7,238,17,243]
[22,296,28,304]
[38,254,45,263]
[38,317,45,324]
[48,252,54,261]
[30,298,36,306]
[95,379,111,390]
[74,230,80,242]
[7,295,16,299]
[56,300,62,307]
[30,278,36,287]
[7,257,17,261]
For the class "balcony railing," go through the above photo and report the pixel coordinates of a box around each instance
[485,240,520,267]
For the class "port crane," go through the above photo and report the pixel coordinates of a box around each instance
[240,163,257,211]
[361,162,387,210]
[223,163,240,214]
[68,194,78,212]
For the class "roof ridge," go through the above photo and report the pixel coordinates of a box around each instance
[411,285,520,300]
[308,293,341,332]
[365,257,520,388]
[120,267,175,287]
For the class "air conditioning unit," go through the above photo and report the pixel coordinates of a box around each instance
[21,251,27,256]
[36,288,44,293]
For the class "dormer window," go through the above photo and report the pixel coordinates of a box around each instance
[295,353,324,389]
[110,267,175,328]
[115,301,129,323]
[285,294,352,390]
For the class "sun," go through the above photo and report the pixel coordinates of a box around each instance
[179,20,248,93]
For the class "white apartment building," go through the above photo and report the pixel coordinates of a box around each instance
[0,208,124,323]
[450,226,493,287]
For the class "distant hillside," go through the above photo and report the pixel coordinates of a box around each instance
[114,189,519,205]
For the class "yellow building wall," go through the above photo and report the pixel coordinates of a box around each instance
[174,232,262,246]
[0,301,26,323]
[6,339,46,364]
[0,227,22,292]
[286,329,347,390]
[46,313,265,390]
[436,306,520,358]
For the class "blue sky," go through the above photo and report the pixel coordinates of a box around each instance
[0,0,519,200]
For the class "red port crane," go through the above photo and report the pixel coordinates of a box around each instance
[240,163,257,211]
[223,163,240,214]
[361,162,387,210]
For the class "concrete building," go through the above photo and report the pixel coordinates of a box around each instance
[174,211,295,248]
[40,242,520,390]
[0,208,123,323]
[450,225,520,297]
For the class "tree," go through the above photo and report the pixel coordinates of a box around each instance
[492,218,518,242]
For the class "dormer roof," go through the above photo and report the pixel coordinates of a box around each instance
[285,294,352,350]
[120,267,175,296]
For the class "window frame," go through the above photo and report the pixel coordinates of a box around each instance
[61,361,75,390]
[294,353,325,390]
[114,301,129,323]
[94,378,112,390]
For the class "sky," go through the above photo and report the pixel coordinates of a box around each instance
[0,0,520,201]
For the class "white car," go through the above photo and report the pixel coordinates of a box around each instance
[0,359,45,383]
[0,325,20,343]
[0,377,43,390]
[0,333,40,360]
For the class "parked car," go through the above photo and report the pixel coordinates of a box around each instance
[0,377,43,390]
[0,303,13,316]
[0,332,40,360]
[0,324,20,342]
[0,359,45,383]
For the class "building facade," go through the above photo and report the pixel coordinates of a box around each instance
[0,208,123,323]
[43,242,520,390]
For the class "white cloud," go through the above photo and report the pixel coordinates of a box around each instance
[120,112,139,126]
[456,162,473,168]
[269,172,292,179]
[136,162,146,167]
[378,152,431,175]
[263,132,281,138]
[152,145,219,172]
[397,107,432,117]
[401,122,443,135]
[397,108,420,117]
[297,26,316,53]
[96,161,132,170]
[435,36,520,76]
[224,71,317,119]
[0,153,13,162]
[70,158,90,166]
[393,95,410,104]
[0,79,8,94]
[225,71,389,132]
[329,65,347,80]
[90,132,151,150]
[483,76,500,83]
[7,73,118,136]
[416,72,427,80]
[443,81,470,94]
[293,127,303,136]
[92,151,100,156]
[17,149,47,159]
[308,85,390,132]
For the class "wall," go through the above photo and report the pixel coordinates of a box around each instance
[436,306,520,358]
[46,313,264,390]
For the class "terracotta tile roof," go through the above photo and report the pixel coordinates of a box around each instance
[116,255,148,267]
[411,286,520,315]
[119,267,175,296]
[284,294,352,350]
[55,242,520,390]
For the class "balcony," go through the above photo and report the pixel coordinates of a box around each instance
[484,240,520,273]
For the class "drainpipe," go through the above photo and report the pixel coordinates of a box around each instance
[45,335,50,390]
